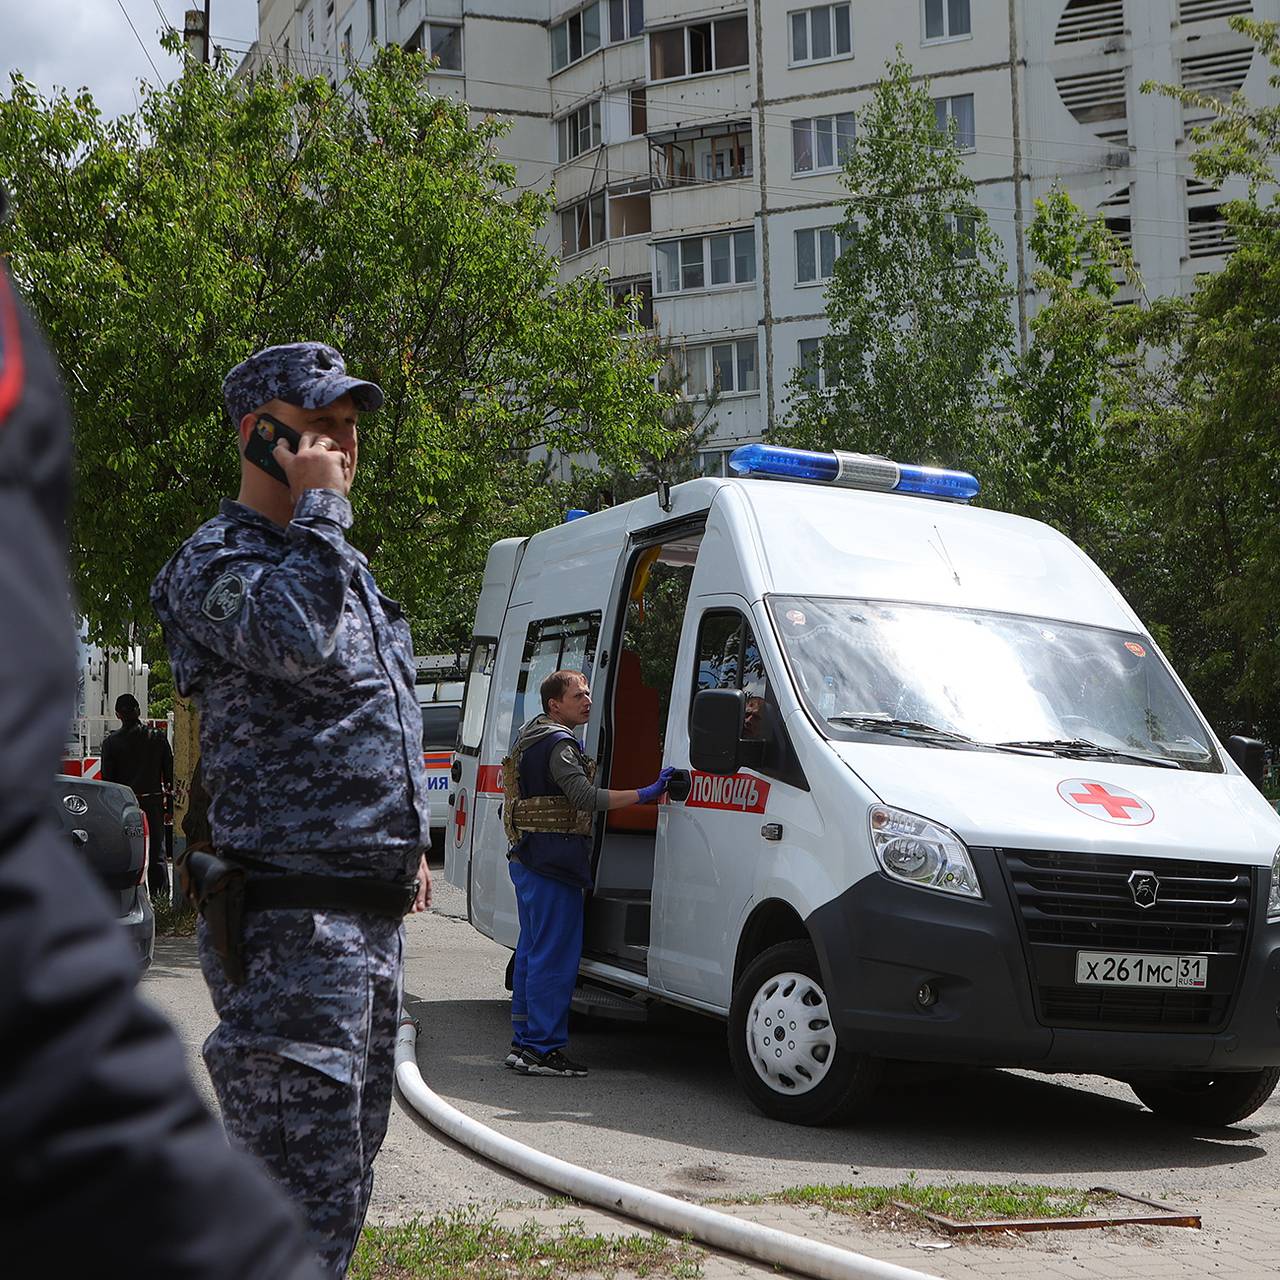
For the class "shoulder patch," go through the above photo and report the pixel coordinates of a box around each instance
[202,571,246,622]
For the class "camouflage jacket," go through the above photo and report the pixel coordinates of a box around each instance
[151,491,428,879]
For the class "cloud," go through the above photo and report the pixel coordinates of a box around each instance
[0,0,260,120]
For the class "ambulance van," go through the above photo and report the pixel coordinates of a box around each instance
[446,445,1280,1127]
[414,655,464,858]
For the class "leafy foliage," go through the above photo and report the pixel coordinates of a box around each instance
[0,42,676,651]
[774,52,1015,492]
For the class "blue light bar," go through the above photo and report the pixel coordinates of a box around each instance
[728,444,979,502]
[564,508,590,522]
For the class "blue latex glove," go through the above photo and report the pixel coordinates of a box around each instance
[637,766,676,805]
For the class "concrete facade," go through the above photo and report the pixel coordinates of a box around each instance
[239,0,1277,470]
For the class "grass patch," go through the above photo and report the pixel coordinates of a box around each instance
[772,1181,1111,1222]
[152,894,198,938]
[350,1210,702,1280]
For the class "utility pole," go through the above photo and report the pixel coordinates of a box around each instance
[183,5,210,64]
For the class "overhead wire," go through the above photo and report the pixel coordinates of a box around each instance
[114,0,165,81]
[207,28,1245,173]
[195,32,1245,244]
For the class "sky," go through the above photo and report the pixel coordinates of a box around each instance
[0,0,261,120]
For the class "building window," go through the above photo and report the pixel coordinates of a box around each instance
[307,5,316,42]
[924,0,971,42]
[650,15,749,81]
[430,23,463,72]
[791,112,855,174]
[341,24,352,60]
[610,278,655,329]
[653,126,753,187]
[552,3,603,72]
[951,214,977,259]
[557,99,602,162]
[795,226,848,284]
[798,336,843,389]
[560,188,651,255]
[560,192,607,256]
[367,0,376,40]
[608,184,652,238]
[790,4,852,66]
[933,94,976,151]
[684,337,759,397]
[609,0,645,43]
[655,229,755,293]
[629,86,648,135]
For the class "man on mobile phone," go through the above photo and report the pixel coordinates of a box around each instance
[0,191,322,1276]
[151,342,432,1276]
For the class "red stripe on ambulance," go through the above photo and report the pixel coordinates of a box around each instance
[686,771,770,814]
[477,765,503,795]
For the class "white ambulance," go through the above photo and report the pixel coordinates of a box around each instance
[414,654,464,858]
[446,445,1280,1127]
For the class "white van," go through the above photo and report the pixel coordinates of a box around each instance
[414,655,464,857]
[446,446,1280,1127]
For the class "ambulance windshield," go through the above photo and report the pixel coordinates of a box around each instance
[769,597,1218,771]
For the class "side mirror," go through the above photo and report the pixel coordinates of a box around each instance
[1227,735,1267,789]
[690,688,744,775]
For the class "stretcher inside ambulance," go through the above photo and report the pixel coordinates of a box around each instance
[447,445,1280,1127]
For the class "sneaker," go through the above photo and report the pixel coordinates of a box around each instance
[513,1047,588,1077]
[503,1042,523,1069]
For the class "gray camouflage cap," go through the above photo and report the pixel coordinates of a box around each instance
[222,342,384,425]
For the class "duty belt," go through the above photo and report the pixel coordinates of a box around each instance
[223,853,418,918]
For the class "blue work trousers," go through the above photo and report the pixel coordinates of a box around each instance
[509,860,584,1055]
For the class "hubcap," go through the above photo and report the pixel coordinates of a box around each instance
[745,970,837,1097]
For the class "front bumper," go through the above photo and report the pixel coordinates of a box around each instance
[806,848,1280,1072]
[120,885,155,970]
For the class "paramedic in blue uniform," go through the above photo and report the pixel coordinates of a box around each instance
[151,342,431,1275]
[0,189,322,1277]
[506,669,671,1077]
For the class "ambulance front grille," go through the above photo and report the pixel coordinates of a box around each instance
[1001,849,1254,1032]
[1038,986,1229,1030]
[1002,849,1252,955]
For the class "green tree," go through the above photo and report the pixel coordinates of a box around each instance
[774,52,1015,488]
[1137,17,1280,737]
[1004,188,1146,548]
[0,43,675,652]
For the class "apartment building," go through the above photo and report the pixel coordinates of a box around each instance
[239,0,1278,471]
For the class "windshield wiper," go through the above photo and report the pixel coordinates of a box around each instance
[829,714,976,744]
[994,737,1182,768]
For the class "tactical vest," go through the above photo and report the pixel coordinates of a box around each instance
[502,730,597,888]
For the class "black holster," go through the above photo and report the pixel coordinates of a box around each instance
[176,843,246,985]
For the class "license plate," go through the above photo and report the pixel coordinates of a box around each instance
[1075,951,1209,989]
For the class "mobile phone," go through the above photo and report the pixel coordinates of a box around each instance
[244,413,302,486]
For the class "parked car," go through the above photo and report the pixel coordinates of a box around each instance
[53,774,155,969]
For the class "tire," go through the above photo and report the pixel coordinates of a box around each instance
[727,939,882,1126]
[1130,1066,1280,1127]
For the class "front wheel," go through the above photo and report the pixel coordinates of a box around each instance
[727,939,882,1126]
[1130,1066,1280,1127]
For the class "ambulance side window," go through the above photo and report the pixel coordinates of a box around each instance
[693,611,806,789]
[458,640,496,756]
[510,612,602,749]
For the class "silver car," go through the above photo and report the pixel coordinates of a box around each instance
[53,775,155,968]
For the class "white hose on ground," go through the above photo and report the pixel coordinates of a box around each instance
[394,1016,939,1280]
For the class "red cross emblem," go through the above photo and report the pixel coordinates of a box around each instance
[1057,778,1154,826]
[453,788,469,847]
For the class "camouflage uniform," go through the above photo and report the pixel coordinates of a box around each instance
[151,343,428,1275]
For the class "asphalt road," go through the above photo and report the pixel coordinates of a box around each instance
[141,874,1280,1224]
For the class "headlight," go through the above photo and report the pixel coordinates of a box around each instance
[869,805,981,899]
[1269,847,1280,923]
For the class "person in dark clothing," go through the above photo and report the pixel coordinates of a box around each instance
[101,692,174,899]
[502,669,672,1077]
[0,189,323,1278]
